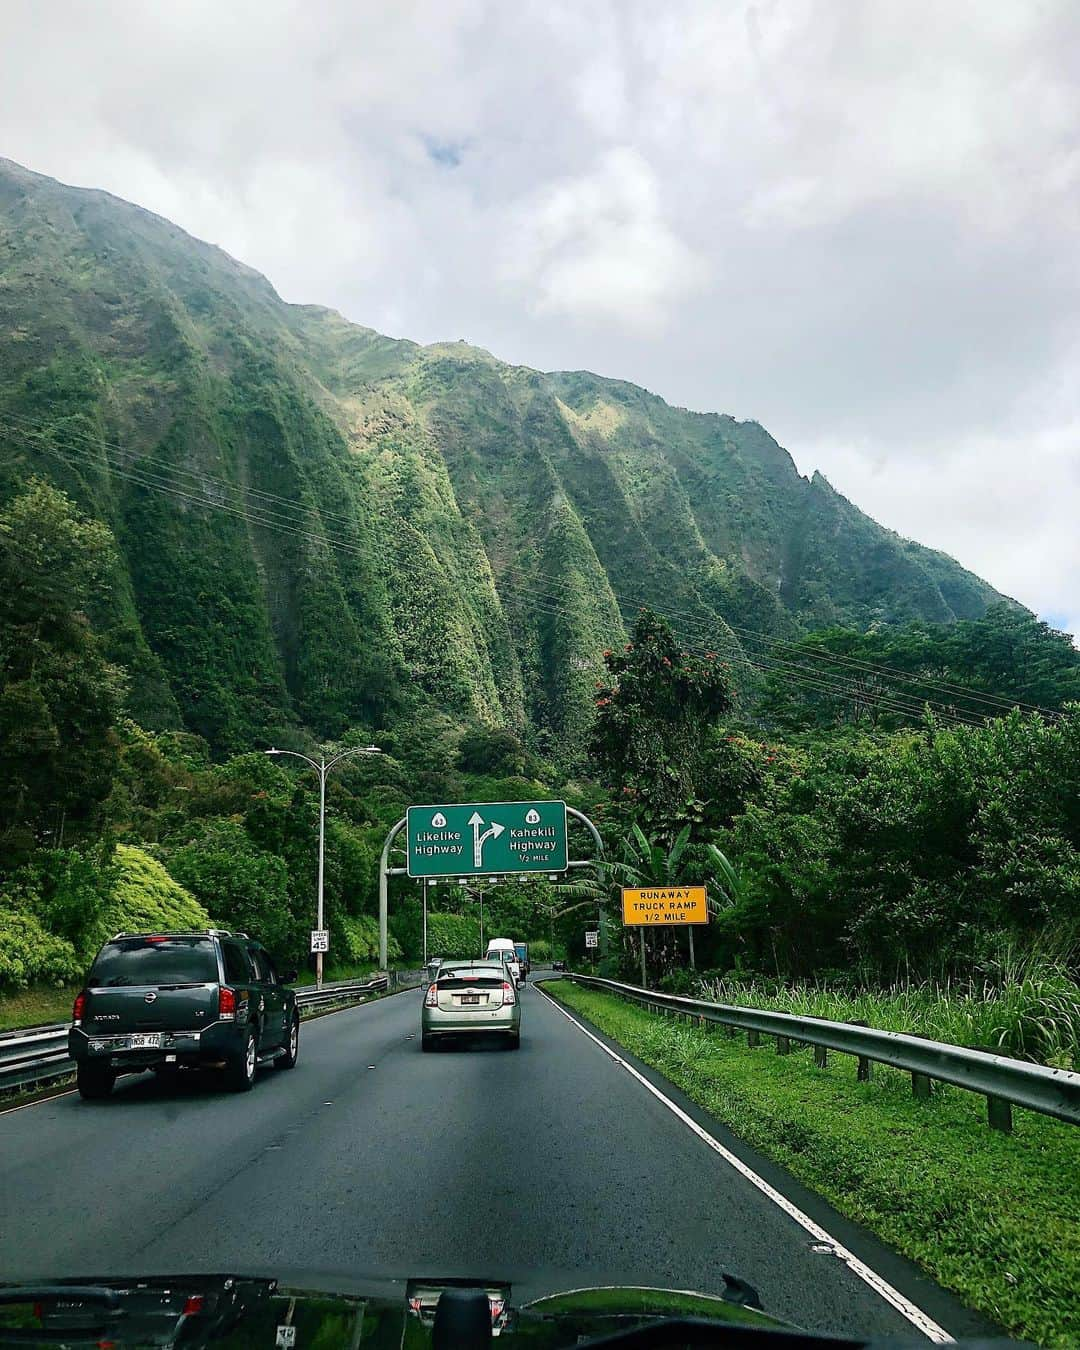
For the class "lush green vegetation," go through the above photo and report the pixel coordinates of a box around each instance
[0,159,1014,771]
[550,982,1080,1348]
[700,964,1080,1069]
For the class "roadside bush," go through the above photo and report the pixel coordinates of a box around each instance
[426,912,481,959]
[92,845,211,951]
[337,913,401,965]
[659,968,698,997]
[166,822,294,957]
[0,908,82,988]
[698,956,1080,1069]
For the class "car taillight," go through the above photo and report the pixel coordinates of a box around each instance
[72,991,87,1024]
[502,981,516,1005]
[425,984,438,1008]
[218,986,237,1019]
[182,1296,204,1316]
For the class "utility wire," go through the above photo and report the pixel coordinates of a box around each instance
[5,420,1055,727]
[3,410,1054,717]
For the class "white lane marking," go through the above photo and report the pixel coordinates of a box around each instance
[535,985,954,1345]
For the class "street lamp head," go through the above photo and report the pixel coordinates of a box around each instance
[266,748,280,756]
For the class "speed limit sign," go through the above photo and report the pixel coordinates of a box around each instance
[310,929,329,953]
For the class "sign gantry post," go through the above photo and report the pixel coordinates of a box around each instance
[378,801,603,971]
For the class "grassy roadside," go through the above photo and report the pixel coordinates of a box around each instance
[0,984,74,1032]
[547,981,1080,1349]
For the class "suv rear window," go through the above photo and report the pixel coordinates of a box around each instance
[89,937,218,987]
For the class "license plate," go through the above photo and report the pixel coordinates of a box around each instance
[127,1034,161,1049]
[460,994,481,1005]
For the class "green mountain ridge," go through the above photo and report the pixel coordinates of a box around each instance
[0,158,1010,761]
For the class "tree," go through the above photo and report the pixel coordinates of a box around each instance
[590,609,734,838]
[557,822,740,982]
[0,481,126,858]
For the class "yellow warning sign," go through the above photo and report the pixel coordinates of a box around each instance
[621,886,709,926]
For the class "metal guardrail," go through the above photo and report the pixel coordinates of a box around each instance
[0,1023,70,1093]
[565,973,1080,1133]
[0,971,421,1095]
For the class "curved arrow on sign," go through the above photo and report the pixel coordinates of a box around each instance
[468,811,505,868]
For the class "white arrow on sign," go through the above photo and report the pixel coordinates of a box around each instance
[468,811,505,868]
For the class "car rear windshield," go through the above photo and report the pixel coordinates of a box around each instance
[89,937,218,987]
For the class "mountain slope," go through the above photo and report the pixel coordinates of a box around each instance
[0,159,1009,760]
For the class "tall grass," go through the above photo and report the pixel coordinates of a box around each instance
[699,951,1080,1069]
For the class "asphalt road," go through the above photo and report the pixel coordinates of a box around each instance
[0,978,989,1341]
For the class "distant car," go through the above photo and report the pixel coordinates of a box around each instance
[421,959,520,1051]
[68,929,299,1099]
[423,957,443,988]
[552,959,567,972]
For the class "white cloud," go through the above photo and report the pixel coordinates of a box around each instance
[498,148,705,328]
[0,0,1076,632]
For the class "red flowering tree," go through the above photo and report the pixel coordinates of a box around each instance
[590,609,734,839]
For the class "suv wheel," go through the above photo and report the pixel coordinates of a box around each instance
[77,1061,115,1100]
[276,1015,299,1069]
[226,1028,258,1092]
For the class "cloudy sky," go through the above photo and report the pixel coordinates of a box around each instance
[3,0,1078,635]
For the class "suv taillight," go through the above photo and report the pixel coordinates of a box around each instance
[218,986,237,1019]
[425,983,438,1008]
[502,981,516,1005]
[72,991,87,1024]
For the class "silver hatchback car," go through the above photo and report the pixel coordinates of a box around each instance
[421,960,521,1051]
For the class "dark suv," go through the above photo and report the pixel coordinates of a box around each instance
[68,929,300,1100]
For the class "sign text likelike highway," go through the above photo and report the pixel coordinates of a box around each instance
[621,886,709,926]
[406,801,568,878]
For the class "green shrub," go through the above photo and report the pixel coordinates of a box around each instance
[92,845,211,950]
[0,908,82,988]
[337,913,401,964]
[426,912,481,959]
[166,822,293,957]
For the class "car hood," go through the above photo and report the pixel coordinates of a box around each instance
[0,1270,785,1348]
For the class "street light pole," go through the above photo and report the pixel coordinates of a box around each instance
[266,744,381,990]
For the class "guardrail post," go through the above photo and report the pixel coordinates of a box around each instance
[851,1019,872,1081]
[747,1029,760,1048]
[814,1045,828,1069]
[912,1072,932,1100]
[987,1095,1013,1133]
[776,1035,791,1055]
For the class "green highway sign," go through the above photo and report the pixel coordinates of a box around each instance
[405,801,568,879]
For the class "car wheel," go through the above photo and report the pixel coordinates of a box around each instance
[506,1033,521,1051]
[77,1061,115,1100]
[276,1015,300,1069]
[421,1034,436,1052]
[226,1028,258,1092]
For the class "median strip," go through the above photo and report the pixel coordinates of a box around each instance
[544,979,1080,1349]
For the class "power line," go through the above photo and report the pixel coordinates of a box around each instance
[4,408,1053,716]
[5,418,1057,726]
[6,428,1031,727]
